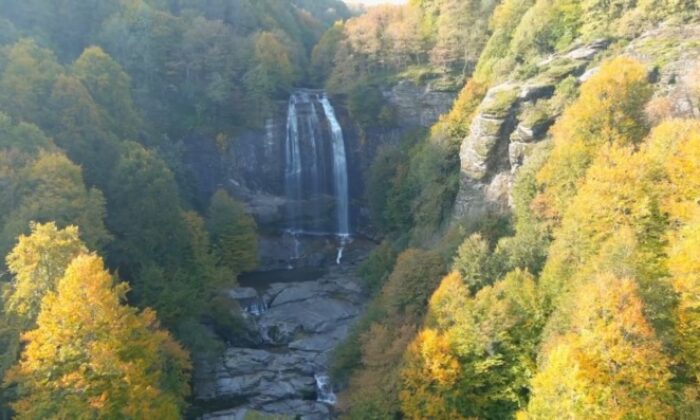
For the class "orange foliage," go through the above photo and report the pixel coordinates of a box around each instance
[5,255,190,419]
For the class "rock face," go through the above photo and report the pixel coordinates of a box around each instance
[383,80,457,128]
[454,23,700,222]
[183,83,455,232]
[194,251,368,419]
[453,40,611,219]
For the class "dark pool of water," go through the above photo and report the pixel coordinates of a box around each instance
[238,267,327,292]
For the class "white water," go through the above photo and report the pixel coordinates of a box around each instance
[284,91,352,263]
[284,95,302,236]
[320,95,350,237]
[335,234,351,265]
[314,373,337,405]
[244,298,268,317]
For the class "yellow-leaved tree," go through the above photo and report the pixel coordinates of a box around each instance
[535,56,652,223]
[524,274,674,419]
[1,222,88,412]
[401,269,545,419]
[3,222,86,329]
[656,119,700,406]
[5,254,191,419]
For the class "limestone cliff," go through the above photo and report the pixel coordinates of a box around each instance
[453,23,700,221]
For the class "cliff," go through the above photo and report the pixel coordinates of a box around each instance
[453,23,700,221]
[182,82,456,233]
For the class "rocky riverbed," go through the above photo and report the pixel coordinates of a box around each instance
[194,240,372,419]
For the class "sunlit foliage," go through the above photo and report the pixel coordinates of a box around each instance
[5,254,190,419]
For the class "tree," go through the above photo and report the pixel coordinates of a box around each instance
[524,274,674,419]
[73,46,141,139]
[0,0,120,60]
[339,248,446,418]
[45,74,119,185]
[452,233,492,291]
[0,112,53,155]
[0,39,63,125]
[310,21,345,84]
[0,113,56,229]
[535,57,652,222]
[5,254,191,418]
[0,223,87,411]
[246,31,296,97]
[206,189,258,275]
[401,269,545,419]
[401,328,462,420]
[1,151,110,257]
[430,0,491,74]
[3,222,86,329]
[654,120,700,402]
[669,216,700,389]
[381,249,446,319]
[106,141,187,273]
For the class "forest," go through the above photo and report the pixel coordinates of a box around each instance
[1,0,700,419]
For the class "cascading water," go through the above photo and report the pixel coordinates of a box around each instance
[319,94,350,237]
[314,373,337,405]
[284,94,303,260]
[284,90,351,263]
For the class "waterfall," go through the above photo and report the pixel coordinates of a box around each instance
[283,91,351,240]
[314,373,337,405]
[320,95,350,237]
[284,95,302,236]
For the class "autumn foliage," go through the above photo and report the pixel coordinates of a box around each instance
[6,254,190,419]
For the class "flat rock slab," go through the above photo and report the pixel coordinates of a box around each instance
[195,262,370,419]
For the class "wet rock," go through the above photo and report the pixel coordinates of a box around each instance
[229,288,259,300]
[259,297,360,345]
[259,400,331,420]
[203,408,293,420]
[288,323,351,353]
[195,262,368,418]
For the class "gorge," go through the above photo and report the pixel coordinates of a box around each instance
[1,1,700,420]
[189,79,457,418]
[194,91,362,419]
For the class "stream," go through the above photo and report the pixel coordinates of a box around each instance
[194,239,372,419]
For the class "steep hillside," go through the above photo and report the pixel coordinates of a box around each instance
[324,1,700,418]
[0,1,348,417]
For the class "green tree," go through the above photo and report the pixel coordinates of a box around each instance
[0,39,63,125]
[1,152,110,256]
[310,21,345,84]
[106,141,187,273]
[73,46,141,139]
[0,113,56,229]
[245,31,296,99]
[452,233,492,291]
[45,74,119,185]
[0,112,53,154]
[206,189,258,275]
